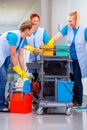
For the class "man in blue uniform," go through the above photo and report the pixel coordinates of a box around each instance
[0,20,34,111]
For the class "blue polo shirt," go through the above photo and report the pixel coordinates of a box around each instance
[60,25,87,59]
[6,32,27,48]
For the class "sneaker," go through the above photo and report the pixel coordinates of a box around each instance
[73,102,82,108]
[0,107,10,112]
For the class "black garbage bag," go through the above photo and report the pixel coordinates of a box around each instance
[43,81,55,96]
[44,61,67,76]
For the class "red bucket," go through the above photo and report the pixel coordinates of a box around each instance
[10,93,32,113]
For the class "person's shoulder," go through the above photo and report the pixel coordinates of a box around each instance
[7,30,19,36]
[79,25,87,31]
[64,24,68,27]
[36,27,45,34]
[38,27,45,31]
[60,24,68,31]
[7,32,18,38]
[79,25,86,28]
[6,31,19,42]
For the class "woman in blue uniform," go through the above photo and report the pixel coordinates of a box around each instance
[47,11,87,107]
[26,13,50,81]
[0,20,34,112]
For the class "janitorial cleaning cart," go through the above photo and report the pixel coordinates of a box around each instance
[26,45,74,115]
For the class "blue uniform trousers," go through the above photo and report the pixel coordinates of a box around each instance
[72,60,83,104]
[0,57,10,109]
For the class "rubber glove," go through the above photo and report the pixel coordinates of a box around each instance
[47,38,54,46]
[37,49,43,55]
[24,45,35,53]
[22,71,28,80]
[33,48,40,54]
[13,66,28,80]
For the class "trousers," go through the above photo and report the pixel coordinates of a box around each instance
[0,57,10,109]
[71,60,83,104]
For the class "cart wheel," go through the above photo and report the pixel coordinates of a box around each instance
[66,107,72,115]
[37,107,43,115]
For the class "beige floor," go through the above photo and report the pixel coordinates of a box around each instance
[0,96,87,130]
[2,77,87,130]
[0,110,87,130]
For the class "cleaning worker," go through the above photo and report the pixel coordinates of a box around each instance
[47,11,87,107]
[25,13,50,81]
[0,20,34,112]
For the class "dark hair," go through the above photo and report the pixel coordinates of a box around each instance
[19,20,34,32]
[30,13,40,21]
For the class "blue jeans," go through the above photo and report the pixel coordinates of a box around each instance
[0,57,10,109]
[72,60,83,104]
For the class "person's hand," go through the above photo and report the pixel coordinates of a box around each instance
[22,71,28,80]
[24,45,35,53]
[33,48,39,54]
[37,49,43,55]
[47,38,54,46]
[13,66,28,80]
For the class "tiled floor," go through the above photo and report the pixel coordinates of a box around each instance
[0,110,87,130]
[0,95,87,130]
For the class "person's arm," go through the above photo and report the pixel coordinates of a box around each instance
[84,27,87,41]
[18,48,25,70]
[7,32,27,79]
[6,32,19,66]
[47,25,68,46]
[53,32,63,42]
[9,45,18,66]
[43,29,50,44]
[46,32,63,46]
[24,37,38,54]
[53,25,68,41]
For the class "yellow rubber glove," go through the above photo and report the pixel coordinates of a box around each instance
[22,71,28,80]
[13,66,28,80]
[37,49,43,55]
[47,38,54,46]
[24,45,35,53]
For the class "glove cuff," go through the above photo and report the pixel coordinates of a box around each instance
[13,65,24,76]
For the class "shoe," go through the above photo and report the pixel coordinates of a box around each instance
[0,107,10,112]
[73,102,82,108]
[73,99,77,104]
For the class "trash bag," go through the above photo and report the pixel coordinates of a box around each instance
[43,81,55,96]
[44,61,67,76]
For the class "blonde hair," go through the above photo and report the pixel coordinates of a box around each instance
[19,20,34,32]
[68,11,80,28]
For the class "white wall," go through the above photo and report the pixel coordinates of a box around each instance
[51,0,69,45]
[19,0,41,24]
[0,27,17,34]
[51,0,69,36]
[69,0,87,26]
[40,0,52,37]
[22,0,52,37]
[51,0,87,35]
